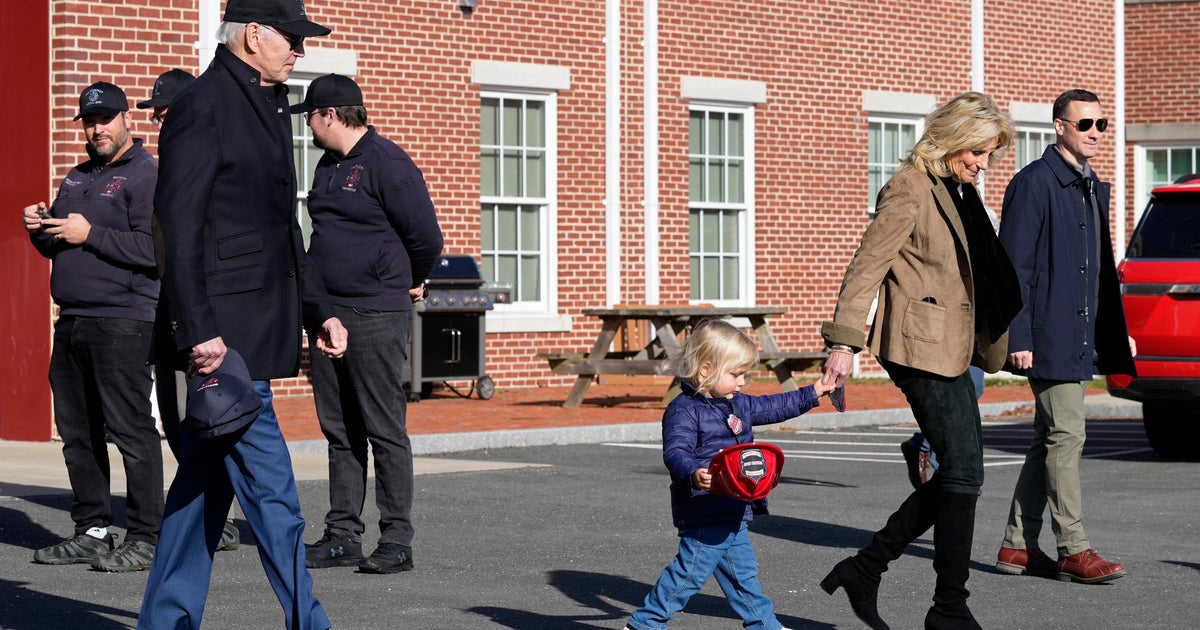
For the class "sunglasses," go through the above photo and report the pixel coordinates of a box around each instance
[261,24,304,51]
[1059,117,1108,133]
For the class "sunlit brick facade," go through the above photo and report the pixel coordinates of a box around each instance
[5,0,1197,438]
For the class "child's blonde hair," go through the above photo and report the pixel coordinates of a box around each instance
[667,319,759,395]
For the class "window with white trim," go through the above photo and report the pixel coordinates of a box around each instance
[689,105,752,305]
[480,92,554,312]
[286,80,321,248]
[1015,127,1055,171]
[1145,145,1200,199]
[867,117,919,217]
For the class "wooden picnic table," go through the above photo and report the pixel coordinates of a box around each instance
[538,306,826,408]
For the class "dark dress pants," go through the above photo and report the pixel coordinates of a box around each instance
[880,359,984,495]
[309,306,415,546]
[49,315,162,543]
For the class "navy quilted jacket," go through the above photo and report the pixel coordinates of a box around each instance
[662,381,821,529]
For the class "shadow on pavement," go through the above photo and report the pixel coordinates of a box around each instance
[750,513,995,574]
[0,577,135,630]
[0,500,80,551]
[467,569,835,629]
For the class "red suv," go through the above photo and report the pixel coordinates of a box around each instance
[1107,175,1200,460]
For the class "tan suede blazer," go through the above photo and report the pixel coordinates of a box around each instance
[821,167,1008,377]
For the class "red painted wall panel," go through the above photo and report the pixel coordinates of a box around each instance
[0,1,54,440]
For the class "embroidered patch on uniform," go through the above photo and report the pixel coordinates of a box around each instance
[725,413,743,435]
[343,164,364,191]
[737,448,767,482]
[102,176,128,197]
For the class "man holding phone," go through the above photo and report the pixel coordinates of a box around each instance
[21,81,163,573]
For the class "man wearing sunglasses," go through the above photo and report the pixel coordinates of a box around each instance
[994,89,1136,585]
[138,0,343,628]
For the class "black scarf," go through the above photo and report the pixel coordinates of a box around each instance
[941,177,1022,342]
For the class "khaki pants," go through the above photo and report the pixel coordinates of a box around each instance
[1002,379,1090,557]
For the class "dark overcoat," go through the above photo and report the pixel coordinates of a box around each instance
[155,44,334,379]
[998,145,1135,380]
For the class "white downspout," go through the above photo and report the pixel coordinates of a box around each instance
[605,0,621,307]
[970,0,984,206]
[1114,0,1127,259]
[643,0,660,305]
[198,0,220,71]
[971,0,984,93]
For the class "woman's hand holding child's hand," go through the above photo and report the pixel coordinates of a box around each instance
[813,379,836,397]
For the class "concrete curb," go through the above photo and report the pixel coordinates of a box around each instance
[285,395,1143,456]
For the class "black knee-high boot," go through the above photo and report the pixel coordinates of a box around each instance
[821,483,938,630]
[925,491,982,630]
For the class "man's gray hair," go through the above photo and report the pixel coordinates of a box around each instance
[215,21,248,45]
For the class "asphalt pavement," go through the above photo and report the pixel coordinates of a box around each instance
[4,396,1199,629]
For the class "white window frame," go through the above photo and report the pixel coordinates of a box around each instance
[866,115,921,217]
[1136,144,1200,218]
[1014,126,1055,172]
[688,102,755,308]
[478,89,564,332]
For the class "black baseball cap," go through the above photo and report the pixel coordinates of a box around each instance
[289,73,362,113]
[184,348,263,439]
[137,69,196,109]
[223,0,331,37]
[73,81,128,121]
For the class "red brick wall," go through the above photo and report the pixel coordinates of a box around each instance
[1123,0,1200,236]
[42,0,1182,396]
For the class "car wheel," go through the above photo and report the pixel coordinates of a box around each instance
[1142,403,1200,461]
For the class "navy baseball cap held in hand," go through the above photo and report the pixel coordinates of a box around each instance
[707,442,786,501]
[73,82,129,121]
[185,348,263,439]
[289,73,362,113]
[224,0,331,37]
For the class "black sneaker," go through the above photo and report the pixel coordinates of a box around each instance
[305,532,363,568]
[217,521,240,552]
[33,533,116,565]
[359,543,414,574]
[90,539,155,572]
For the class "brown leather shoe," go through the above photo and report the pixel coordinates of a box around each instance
[996,546,1057,576]
[1057,549,1126,584]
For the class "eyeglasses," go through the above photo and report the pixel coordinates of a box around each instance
[1058,117,1108,133]
[150,114,164,127]
[302,109,325,122]
[260,24,304,52]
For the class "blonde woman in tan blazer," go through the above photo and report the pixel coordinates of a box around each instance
[818,92,1021,630]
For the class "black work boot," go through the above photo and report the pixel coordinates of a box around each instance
[821,483,938,630]
[925,491,982,630]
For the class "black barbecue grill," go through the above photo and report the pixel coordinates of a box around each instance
[405,255,509,401]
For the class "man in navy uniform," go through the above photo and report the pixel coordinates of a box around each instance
[22,81,163,573]
[296,74,443,574]
[138,1,346,627]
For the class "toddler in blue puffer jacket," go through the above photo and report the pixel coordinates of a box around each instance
[624,319,833,630]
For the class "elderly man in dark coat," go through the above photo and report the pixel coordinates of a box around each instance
[138,1,346,628]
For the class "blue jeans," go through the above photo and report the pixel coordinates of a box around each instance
[628,521,783,630]
[308,306,414,546]
[50,316,162,543]
[139,381,329,630]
